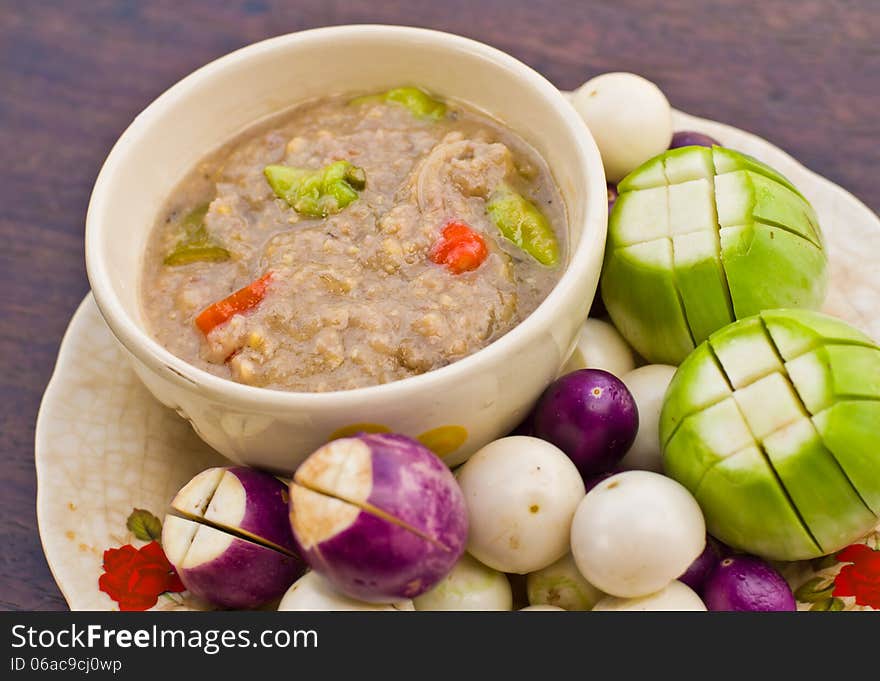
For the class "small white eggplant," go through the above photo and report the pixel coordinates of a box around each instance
[570,471,705,598]
[593,581,706,611]
[572,72,672,183]
[278,571,414,611]
[457,436,586,574]
[413,553,512,611]
[519,605,566,611]
[526,553,604,611]
[619,365,677,472]
[560,318,636,378]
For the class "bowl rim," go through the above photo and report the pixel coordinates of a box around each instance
[85,24,607,409]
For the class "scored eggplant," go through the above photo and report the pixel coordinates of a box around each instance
[162,466,305,609]
[660,309,880,561]
[288,432,468,603]
[601,146,828,364]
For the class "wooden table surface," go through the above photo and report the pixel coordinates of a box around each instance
[1,0,877,610]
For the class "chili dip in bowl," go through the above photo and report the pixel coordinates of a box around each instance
[85,25,607,471]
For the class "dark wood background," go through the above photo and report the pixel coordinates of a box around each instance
[1,0,877,610]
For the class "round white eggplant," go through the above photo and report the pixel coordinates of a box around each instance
[570,471,705,598]
[457,436,586,574]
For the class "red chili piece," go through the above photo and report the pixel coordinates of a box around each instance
[429,221,488,274]
[195,272,273,336]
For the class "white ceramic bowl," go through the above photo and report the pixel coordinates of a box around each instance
[85,25,607,472]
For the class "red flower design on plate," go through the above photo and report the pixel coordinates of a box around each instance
[832,544,880,609]
[99,541,185,611]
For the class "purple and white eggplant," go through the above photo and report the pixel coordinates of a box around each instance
[288,433,468,602]
[162,466,305,609]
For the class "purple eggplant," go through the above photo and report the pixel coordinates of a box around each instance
[607,182,619,213]
[669,130,721,149]
[703,555,796,611]
[678,542,718,592]
[289,433,467,602]
[162,466,305,609]
[532,369,639,479]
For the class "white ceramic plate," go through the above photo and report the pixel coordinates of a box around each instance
[36,109,880,610]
